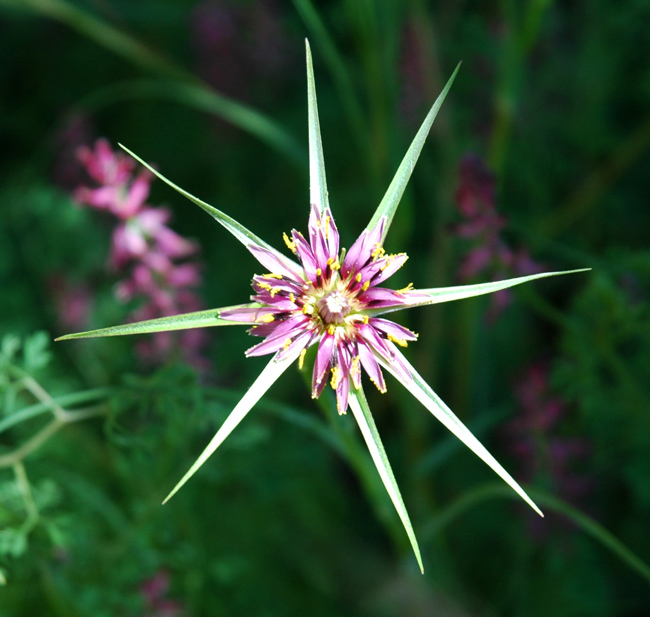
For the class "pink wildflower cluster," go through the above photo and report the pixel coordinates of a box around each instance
[74,139,208,368]
[506,363,591,533]
[139,570,184,617]
[454,154,543,319]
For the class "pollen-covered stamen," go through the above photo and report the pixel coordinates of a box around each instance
[317,291,351,324]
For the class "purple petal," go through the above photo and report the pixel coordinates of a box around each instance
[248,245,304,281]
[357,342,386,393]
[292,231,319,283]
[358,286,412,308]
[341,217,386,278]
[367,253,409,286]
[245,314,311,357]
[219,306,279,323]
[369,318,417,343]
[312,332,335,395]
[308,204,339,270]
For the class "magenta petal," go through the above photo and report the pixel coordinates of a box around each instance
[312,332,335,394]
[219,306,279,323]
[368,253,409,286]
[358,286,412,308]
[341,217,386,278]
[248,245,304,281]
[308,204,339,270]
[336,373,350,414]
[292,231,319,282]
[357,342,386,392]
[369,318,417,342]
[245,314,310,357]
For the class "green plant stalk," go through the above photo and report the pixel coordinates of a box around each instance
[0,407,105,468]
[423,482,650,585]
[0,0,303,162]
[299,365,410,561]
[291,0,371,167]
[0,388,112,435]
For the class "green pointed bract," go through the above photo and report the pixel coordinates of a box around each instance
[366,269,591,317]
[366,62,461,242]
[348,388,424,573]
[305,39,330,215]
[163,347,302,504]
[118,144,301,275]
[379,354,543,517]
[54,304,259,341]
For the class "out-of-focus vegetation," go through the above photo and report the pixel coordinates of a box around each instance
[1,1,649,615]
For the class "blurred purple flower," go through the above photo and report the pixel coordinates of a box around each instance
[506,363,592,535]
[139,570,185,617]
[454,154,543,320]
[73,139,208,369]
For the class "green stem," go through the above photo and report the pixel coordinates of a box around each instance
[0,388,112,435]
[0,0,303,162]
[423,482,650,585]
[0,406,105,468]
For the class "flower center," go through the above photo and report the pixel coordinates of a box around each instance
[316,291,351,325]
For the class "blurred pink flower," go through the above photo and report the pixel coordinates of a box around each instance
[506,363,592,536]
[73,139,208,370]
[139,570,185,617]
[454,154,543,320]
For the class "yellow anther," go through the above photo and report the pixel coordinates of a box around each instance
[327,257,341,270]
[397,282,414,294]
[283,338,292,350]
[316,268,322,277]
[258,282,273,292]
[387,334,408,348]
[362,315,369,324]
[262,273,283,280]
[302,304,315,315]
[283,232,297,254]
[298,348,307,370]
[350,356,361,379]
[260,313,275,323]
[269,287,279,298]
[323,216,331,239]
[289,292,296,303]
[327,324,336,335]
[330,366,340,389]
[355,273,362,283]
[361,281,370,291]
[371,244,385,260]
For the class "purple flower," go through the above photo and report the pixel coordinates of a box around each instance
[220,205,418,413]
[59,43,588,572]
[454,154,545,320]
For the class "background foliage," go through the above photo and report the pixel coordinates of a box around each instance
[1,0,649,615]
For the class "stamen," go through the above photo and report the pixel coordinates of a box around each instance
[371,244,385,260]
[298,348,307,369]
[361,281,370,291]
[330,366,340,389]
[355,273,362,283]
[260,314,275,323]
[289,292,296,303]
[283,232,296,254]
[283,338,292,350]
[397,282,414,294]
[316,267,322,277]
[387,334,408,347]
[262,273,283,280]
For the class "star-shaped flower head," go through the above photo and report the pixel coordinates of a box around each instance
[58,41,588,573]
